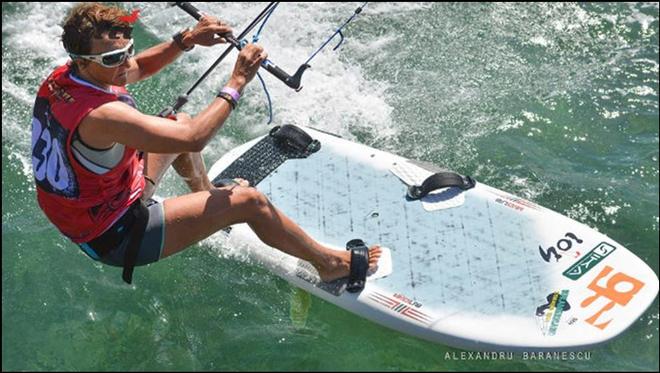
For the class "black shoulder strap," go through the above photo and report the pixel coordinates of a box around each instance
[407,172,476,200]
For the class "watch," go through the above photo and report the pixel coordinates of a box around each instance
[172,28,194,52]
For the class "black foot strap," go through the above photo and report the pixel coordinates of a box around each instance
[407,172,476,200]
[346,239,369,293]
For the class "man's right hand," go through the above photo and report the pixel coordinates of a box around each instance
[227,44,267,91]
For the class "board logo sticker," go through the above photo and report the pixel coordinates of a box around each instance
[535,290,571,336]
[580,265,645,330]
[563,242,616,280]
[368,291,433,325]
[492,191,542,212]
[538,232,584,263]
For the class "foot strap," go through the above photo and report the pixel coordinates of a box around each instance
[212,178,239,188]
[406,172,475,200]
[346,239,369,293]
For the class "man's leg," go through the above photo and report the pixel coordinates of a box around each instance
[160,185,382,282]
[142,152,212,200]
[171,152,213,192]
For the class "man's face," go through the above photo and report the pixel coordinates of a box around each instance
[81,31,136,86]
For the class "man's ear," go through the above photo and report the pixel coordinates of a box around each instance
[73,59,91,71]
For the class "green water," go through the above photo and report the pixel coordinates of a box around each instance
[2,2,658,371]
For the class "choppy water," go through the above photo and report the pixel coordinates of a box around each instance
[2,2,658,371]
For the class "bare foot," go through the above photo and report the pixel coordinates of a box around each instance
[316,245,382,283]
[215,178,250,189]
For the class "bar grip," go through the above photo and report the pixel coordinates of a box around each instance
[262,60,295,88]
[173,2,307,91]
[175,2,203,19]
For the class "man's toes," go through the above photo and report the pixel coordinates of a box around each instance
[368,247,382,266]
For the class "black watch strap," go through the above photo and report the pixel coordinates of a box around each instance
[173,28,194,52]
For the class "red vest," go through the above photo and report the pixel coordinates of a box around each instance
[31,63,145,243]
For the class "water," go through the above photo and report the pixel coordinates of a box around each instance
[2,2,658,371]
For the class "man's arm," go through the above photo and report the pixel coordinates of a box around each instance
[79,81,239,154]
[78,42,265,154]
[126,39,185,83]
[127,17,232,84]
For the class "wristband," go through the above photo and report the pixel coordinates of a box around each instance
[220,86,241,103]
[216,91,236,109]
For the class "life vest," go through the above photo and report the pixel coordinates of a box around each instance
[31,63,145,243]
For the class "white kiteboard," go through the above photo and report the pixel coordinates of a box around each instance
[207,124,659,351]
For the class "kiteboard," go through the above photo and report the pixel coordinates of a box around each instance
[207,124,659,351]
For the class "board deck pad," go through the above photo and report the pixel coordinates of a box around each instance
[213,129,315,187]
[208,125,659,351]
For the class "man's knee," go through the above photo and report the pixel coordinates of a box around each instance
[236,187,270,214]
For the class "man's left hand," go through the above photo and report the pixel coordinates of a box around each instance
[185,15,233,47]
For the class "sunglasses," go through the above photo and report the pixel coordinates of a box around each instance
[70,39,135,68]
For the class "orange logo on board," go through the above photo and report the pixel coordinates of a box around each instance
[580,265,645,330]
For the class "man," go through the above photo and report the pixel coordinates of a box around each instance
[31,3,380,285]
